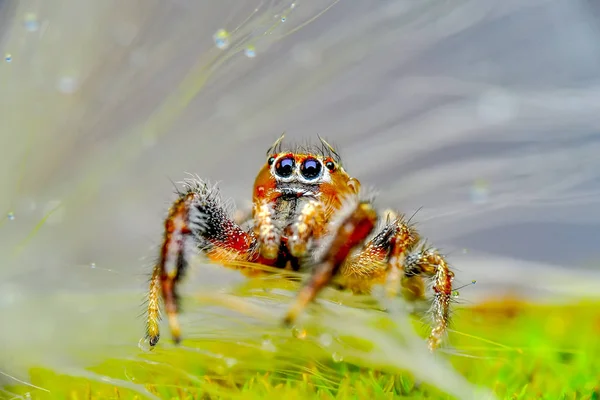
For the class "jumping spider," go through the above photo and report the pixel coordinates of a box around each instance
[146,134,455,352]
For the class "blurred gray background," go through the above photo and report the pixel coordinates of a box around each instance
[1,0,600,381]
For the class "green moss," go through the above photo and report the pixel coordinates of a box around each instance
[3,300,600,400]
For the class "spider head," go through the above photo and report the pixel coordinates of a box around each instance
[252,135,360,207]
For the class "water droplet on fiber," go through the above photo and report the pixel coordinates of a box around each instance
[90,263,96,269]
[7,212,15,221]
[244,45,256,58]
[224,357,237,368]
[213,29,230,49]
[57,76,79,94]
[24,13,40,32]
[332,352,343,362]
[262,338,276,352]
[319,333,333,347]
[138,337,151,352]
[291,326,307,339]
[5,53,12,62]
[470,179,489,204]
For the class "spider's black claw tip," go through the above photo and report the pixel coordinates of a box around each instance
[282,312,296,328]
[148,334,160,347]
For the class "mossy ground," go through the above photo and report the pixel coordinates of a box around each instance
[3,295,599,400]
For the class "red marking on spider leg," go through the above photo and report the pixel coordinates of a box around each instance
[284,202,377,325]
[150,195,194,346]
[161,196,192,277]
[161,279,181,344]
[213,218,254,253]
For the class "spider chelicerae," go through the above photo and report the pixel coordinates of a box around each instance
[145,134,455,352]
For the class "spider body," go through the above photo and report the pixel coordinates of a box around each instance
[146,135,455,352]
[250,138,361,268]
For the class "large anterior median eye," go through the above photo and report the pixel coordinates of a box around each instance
[300,158,322,180]
[274,156,295,178]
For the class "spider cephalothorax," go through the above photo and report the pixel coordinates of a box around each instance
[146,134,455,352]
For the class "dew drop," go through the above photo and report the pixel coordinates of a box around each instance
[23,13,40,32]
[262,338,277,352]
[281,16,287,22]
[7,211,15,221]
[452,290,460,297]
[224,357,237,368]
[290,3,296,9]
[5,53,12,62]
[332,352,343,363]
[291,326,307,339]
[24,393,31,399]
[319,333,333,347]
[244,45,256,58]
[138,337,152,352]
[213,29,230,50]
[57,76,79,94]
[90,263,96,269]
[472,280,477,284]
[469,179,489,204]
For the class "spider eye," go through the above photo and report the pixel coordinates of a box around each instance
[325,160,336,171]
[274,156,295,178]
[300,158,322,180]
[267,156,275,166]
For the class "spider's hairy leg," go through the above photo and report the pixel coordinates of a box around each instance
[147,194,194,347]
[404,247,455,352]
[330,211,452,352]
[335,212,421,295]
[253,199,280,259]
[382,211,423,300]
[283,200,377,325]
[146,180,256,347]
[147,263,162,346]
[285,199,326,258]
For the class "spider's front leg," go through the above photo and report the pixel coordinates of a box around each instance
[337,212,455,352]
[283,199,378,325]
[146,179,256,347]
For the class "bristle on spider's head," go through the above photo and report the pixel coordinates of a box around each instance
[265,133,343,165]
[266,132,286,156]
